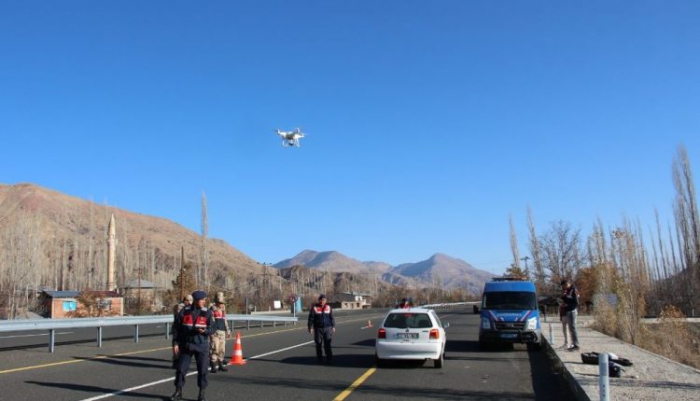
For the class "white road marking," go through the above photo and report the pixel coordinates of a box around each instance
[0,332,73,339]
[77,341,315,401]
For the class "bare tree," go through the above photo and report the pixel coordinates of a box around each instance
[527,206,546,292]
[200,192,209,289]
[672,144,700,314]
[509,214,521,273]
[535,220,583,297]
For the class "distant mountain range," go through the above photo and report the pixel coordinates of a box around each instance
[274,250,494,293]
[0,183,494,297]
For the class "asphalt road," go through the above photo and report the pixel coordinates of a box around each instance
[0,309,574,401]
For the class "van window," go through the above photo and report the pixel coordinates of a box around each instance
[483,292,537,310]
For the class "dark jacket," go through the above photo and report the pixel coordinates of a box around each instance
[307,303,335,329]
[211,304,230,332]
[562,286,579,312]
[172,305,215,345]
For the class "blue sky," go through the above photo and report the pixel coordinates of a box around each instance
[1,1,699,274]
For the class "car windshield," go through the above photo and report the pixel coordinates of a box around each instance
[384,313,432,329]
[483,292,537,310]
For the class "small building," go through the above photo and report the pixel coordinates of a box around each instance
[122,279,158,311]
[40,290,124,318]
[331,292,372,309]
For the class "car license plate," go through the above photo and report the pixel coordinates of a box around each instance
[500,333,518,339]
[397,333,419,339]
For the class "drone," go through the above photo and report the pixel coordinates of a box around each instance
[275,128,305,148]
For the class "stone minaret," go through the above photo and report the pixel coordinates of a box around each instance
[107,214,117,292]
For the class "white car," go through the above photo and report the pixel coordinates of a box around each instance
[375,308,449,368]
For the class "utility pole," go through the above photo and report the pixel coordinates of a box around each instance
[520,256,531,279]
[520,256,530,270]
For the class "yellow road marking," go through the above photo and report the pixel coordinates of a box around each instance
[0,314,383,375]
[333,367,377,401]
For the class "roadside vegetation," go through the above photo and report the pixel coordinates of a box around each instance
[508,144,700,369]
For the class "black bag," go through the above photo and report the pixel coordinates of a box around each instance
[609,362,622,378]
[581,352,633,367]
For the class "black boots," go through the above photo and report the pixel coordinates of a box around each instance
[198,388,206,401]
[218,362,229,372]
[209,362,218,374]
[170,388,182,401]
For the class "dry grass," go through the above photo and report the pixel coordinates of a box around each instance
[593,305,700,369]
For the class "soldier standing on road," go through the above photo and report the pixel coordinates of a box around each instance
[171,290,215,401]
[561,279,580,351]
[209,292,232,373]
[308,294,335,364]
[171,295,193,368]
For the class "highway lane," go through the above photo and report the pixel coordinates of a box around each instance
[0,309,385,351]
[0,309,573,400]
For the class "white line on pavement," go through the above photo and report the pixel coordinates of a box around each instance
[77,341,315,401]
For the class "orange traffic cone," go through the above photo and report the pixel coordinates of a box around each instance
[228,332,247,365]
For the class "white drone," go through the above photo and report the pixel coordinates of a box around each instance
[275,128,305,148]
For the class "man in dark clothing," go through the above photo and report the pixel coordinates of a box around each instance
[308,294,336,363]
[397,298,411,309]
[171,290,215,401]
[561,279,580,350]
[171,295,193,368]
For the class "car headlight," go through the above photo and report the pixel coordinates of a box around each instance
[481,317,491,330]
[526,317,538,330]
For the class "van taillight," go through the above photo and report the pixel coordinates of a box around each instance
[429,329,439,339]
[378,328,386,339]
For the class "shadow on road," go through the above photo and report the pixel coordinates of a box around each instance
[255,352,376,368]
[72,355,171,370]
[229,375,534,400]
[528,345,575,401]
[25,381,165,399]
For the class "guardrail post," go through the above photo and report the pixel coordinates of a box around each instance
[165,322,170,339]
[97,327,103,348]
[599,352,610,401]
[134,325,139,343]
[548,323,553,345]
[246,320,250,331]
[49,329,55,353]
[260,320,263,329]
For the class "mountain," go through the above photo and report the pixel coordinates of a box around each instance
[391,253,494,294]
[0,183,263,293]
[275,250,494,294]
[274,250,370,274]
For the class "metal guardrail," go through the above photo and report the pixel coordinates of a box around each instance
[0,313,298,353]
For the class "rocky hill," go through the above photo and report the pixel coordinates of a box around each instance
[275,250,494,294]
[0,183,263,293]
[390,253,494,294]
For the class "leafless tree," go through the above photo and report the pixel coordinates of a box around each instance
[200,192,209,289]
[539,220,583,288]
[509,214,521,273]
[672,144,700,314]
[527,206,546,292]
